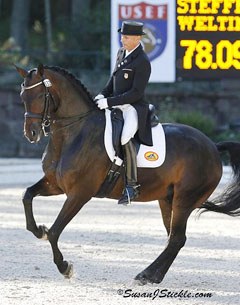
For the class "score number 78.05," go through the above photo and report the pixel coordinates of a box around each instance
[180,40,240,70]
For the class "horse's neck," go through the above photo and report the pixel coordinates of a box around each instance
[44,111,103,170]
[58,88,91,118]
[43,70,99,166]
[47,70,93,118]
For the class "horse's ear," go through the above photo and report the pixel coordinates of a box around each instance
[37,63,44,77]
[14,64,28,78]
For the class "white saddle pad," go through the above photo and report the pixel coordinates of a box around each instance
[104,109,166,168]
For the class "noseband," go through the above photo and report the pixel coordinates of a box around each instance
[22,78,53,136]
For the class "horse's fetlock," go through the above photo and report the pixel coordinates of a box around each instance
[26,224,32,232]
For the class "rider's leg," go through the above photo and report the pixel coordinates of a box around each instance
[118,139,139,205]
[118,105,139,205]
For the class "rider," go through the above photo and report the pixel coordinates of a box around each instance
[95,20,152,205]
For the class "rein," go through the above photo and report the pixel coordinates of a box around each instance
[22,78,94,136]
[51,110,95,132]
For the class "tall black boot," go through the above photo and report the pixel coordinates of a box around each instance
[118,139,139,205]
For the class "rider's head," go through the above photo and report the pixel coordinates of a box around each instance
[118,21,145,52]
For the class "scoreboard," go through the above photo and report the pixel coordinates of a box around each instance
[112,0,240,82]
[176,0,240,80]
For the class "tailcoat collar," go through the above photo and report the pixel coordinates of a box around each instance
[114,45,143,71]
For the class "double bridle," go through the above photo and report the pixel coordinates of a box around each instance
[22,78,54,136]
[21,76,96,137]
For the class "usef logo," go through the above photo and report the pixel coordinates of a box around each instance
[118,2,168,61]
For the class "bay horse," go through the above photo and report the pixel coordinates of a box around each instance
[16,64,240,284]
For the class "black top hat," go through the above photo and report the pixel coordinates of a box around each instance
[118,21,145,35]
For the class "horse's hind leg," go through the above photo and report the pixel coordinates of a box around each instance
[135,204,192,285]
[23,176,63,239]
[159,199,172,236]
[158,184,174,236]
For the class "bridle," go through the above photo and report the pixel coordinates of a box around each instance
[22,78,54,136]
[21,75,96,137]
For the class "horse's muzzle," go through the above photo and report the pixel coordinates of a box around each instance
[24,121,43,143]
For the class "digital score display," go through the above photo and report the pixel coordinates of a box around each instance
[176,0,240,80]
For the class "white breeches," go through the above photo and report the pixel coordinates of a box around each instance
[113,104,138,145]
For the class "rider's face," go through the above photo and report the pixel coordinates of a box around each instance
[121,35,141,52]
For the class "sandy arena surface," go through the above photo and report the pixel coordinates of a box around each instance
[0,158,239,305]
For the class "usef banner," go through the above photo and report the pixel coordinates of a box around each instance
[111,0,176,83]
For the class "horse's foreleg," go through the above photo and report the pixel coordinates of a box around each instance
[47,194,91,277]
[135,207,192,284]
[22,177,63,238]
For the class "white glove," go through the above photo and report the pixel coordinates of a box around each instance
[94,94,104,101]
[96,98,108,110]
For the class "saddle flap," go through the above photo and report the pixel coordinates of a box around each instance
[110,108,124,157]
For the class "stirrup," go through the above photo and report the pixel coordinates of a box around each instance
[118,184,140,205]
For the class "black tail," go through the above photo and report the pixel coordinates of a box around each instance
[200,141,240,216]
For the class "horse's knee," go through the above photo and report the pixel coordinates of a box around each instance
[22,188,33,204]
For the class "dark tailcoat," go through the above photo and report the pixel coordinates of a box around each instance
[101,44,152,146]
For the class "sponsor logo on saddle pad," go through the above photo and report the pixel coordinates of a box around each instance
[144,151,159,161]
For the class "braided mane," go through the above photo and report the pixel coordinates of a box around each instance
[44,65,94,104]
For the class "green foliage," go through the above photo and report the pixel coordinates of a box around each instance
[166,110,216,138]
[0,18,10,42]
[160,107,240,143]
[0,0,110,69]
[214,129,240,142]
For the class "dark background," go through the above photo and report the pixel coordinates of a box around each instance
[1,0,240,157]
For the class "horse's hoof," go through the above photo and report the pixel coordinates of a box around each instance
[63,262,73,279]
[134,272,149,285]
[134,271,164,285]
[39,225,49,240]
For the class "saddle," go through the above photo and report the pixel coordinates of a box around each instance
[96,105,159,198]
[111,104,159,160]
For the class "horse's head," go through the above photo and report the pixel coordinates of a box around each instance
[16,64,58,143]
[16,63,96,143]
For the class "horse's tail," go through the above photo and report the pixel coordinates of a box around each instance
[200,141,240,216]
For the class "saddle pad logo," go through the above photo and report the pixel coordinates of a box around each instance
[118,2,168,61]
[144,151,159,161]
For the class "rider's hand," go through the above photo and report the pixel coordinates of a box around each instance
[96,98,108,110]
[94,94,104,101]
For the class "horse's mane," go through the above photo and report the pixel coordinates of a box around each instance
[44,65,94,104]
